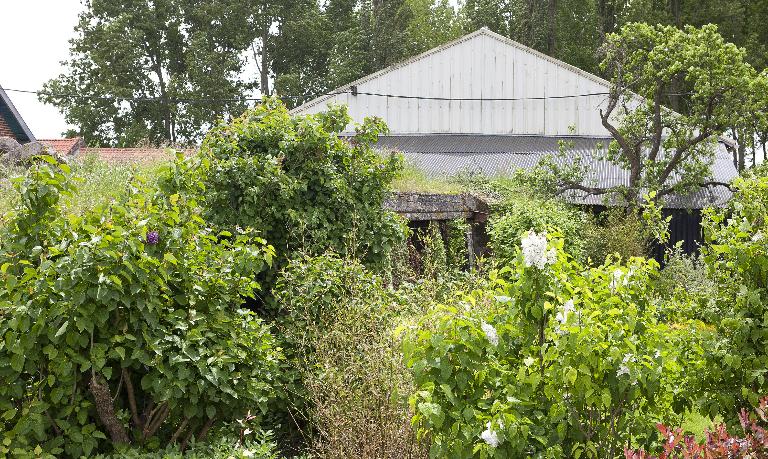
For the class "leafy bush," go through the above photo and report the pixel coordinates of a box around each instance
[0,158,281,457]
[0,154,165,228]
[698,175,768,418]
[625,397,768,458]
[181,98,404,294]
[403,231,697,458]
[275,255,427,458]
[95,430,280,459]
[488,196,591,265]
[583,208,653,263]
[654,246,718,322]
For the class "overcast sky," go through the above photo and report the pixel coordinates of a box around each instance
[1,0,83,139]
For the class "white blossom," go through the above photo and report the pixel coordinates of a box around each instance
[481,322,499,346]
[617,353,635,378]
[242,450,255,458]
[521,230,557,270]
[555,300,576,334]
[480,422,500,448]
[753,232,764,242]
[610,268,633,290]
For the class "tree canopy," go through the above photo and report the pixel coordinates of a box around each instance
[580,23,759,203]
[43,0,768,163]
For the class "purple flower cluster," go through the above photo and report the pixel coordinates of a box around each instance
[146,230,160,245]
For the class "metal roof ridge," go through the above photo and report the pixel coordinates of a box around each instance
[290,28,615,114]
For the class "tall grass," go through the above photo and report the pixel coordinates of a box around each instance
[0,154,167,227]
[390,163,467,194]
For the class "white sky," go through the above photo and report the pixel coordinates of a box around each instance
[0,0,84,139]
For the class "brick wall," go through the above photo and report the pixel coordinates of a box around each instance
[0,113,15,138]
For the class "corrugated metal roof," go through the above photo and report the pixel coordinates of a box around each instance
[377,134,738,209]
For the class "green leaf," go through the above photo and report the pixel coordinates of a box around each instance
[54,321,69,338]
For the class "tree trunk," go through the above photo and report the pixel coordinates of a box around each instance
[546,0,557,55]
[669,0,682,27]
[152,57,174,144]
[89,376,131,444]
[738,142,746,172]
[598,0,615,38]
[525,0,536,48]
[260,23,270,96]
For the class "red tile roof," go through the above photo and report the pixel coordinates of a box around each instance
[39,138,84,156]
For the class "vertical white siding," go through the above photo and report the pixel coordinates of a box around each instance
[292,30,613,137]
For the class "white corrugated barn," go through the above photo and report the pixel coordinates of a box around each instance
[291,28,739,255]
[290,28,736,206]
[292,28,611,137]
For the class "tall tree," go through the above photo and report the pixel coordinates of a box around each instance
[559,24,758,203]
[274,0,463,107]
[42,0,258,146]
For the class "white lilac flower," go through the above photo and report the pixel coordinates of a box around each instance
[480,422,500,448]
[521,230,556,270]
[555,300,576,334]
[654,350,661,358]
[617,353,635,377]
[753,232,764,242]
[610,268,624,290]
[242,450,255,458]
[481,322,499,346]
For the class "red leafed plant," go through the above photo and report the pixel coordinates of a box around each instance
[625,398,768,459]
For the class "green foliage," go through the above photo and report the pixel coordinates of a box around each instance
[275,254,427,457]
[699,175,768,418]
[488,195,591,265]
[0,155,167,228]
[422,222,449,280]
[595,23,756,203]
[0,158,280,457]
[403,231,698,458]
[583,209,653,263]
[654,246,718,323]
[41,0,266,145]
[181,99,405,294]
[390,162,468,194]
[95,431,280,458]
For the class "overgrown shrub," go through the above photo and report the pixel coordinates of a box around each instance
[698,175,768,419]
[583,208,653,263]
[403,231,698,458]
[625,397,768,458]
[488,195,591,264]
[0,158,281,457]
[654,246,718,322]
[275,255,427,458]
[176,98,404,297]
[95,430,280,459]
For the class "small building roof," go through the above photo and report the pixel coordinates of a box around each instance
[39,138,85,157]
[377,134,738,209]
[0,85,35,143]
